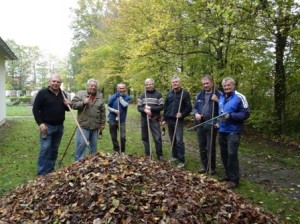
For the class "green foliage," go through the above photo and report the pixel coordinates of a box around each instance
[247,110,276,133]
[9,96,32,106]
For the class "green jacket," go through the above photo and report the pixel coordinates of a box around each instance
[71,90,106,130]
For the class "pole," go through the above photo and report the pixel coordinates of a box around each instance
[61,91,91,150]
[168,89,184,163]
[207,86,216,175]
[117,97,122,154]
[144,88,152,159]
[187,113,227,131]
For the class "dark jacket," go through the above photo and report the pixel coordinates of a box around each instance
[108,93,131,122]
[193,89,222,121]
[218,91,250,133]
[137,89,163,120]
[163,89,192,120]
[32,88,69,125]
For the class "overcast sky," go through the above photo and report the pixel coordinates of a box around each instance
[0,0,77,59]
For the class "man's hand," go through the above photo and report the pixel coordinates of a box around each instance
[211,94,219,102]
[195,113,202,121]
[176,113,182,118]
[222,113,230,120]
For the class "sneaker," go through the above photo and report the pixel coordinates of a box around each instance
[169,157,177,163]
[208,169,216,175]
[226,181,239,189]
[198,168,207,174]
[158,156,163,161]
[218,176,230,182]
[177,163,185,168]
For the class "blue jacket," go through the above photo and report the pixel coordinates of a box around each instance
[108,93,131,122]
[218,91,250,133]
[163,89,192,120]
[193,89,222,121]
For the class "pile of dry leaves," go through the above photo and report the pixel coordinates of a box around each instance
[0,153,278,223]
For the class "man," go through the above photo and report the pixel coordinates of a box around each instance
[32,74,70,176]
[71,79,106,161]
[162,76,192,168]
[193,75,222,175]
[107,83,131,153]
[218,77,250,189]
[137,78,164,160]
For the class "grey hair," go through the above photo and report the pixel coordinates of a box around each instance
[201,75,214,82]
[117,83,126,88]
[144,78,154,85]
[87,79,99,86]
[222,77,235,86]
[49,74,62,82]
[172,75,180,82]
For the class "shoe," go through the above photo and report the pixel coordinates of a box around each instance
[177,163,185,168]
[226,181,238,189]
[169,157,177,163]
[158,156,163,161]
[198,168,207,174]
[218,176,230,182]
[208,169,216,175]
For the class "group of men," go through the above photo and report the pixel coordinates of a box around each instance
[32,74,249,189]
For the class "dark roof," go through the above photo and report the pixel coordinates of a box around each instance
[0,36,18,60]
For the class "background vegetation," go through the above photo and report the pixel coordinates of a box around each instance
[5,0,300,139]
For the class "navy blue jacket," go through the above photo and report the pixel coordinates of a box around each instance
[193,89,222,121]
[218,91,250,133]
[163,89,192,120]
[108,93,131,123]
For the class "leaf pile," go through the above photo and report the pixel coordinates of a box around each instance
[0,153,279,223]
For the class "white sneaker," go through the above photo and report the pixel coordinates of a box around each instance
[169,157,177,163]
[177,163,185,168]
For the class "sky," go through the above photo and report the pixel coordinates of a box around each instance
[0,0,77,59]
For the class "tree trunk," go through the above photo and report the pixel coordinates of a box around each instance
[274,32,287,136]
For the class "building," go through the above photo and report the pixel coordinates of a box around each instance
[0,37,18,126]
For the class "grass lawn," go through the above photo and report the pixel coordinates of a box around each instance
[1,105,300,223]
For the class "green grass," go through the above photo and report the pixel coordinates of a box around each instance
[1,105,300,223]
[6,105,33,116]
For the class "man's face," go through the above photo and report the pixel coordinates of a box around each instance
[87,82,98,95]
[49,76,61,91]
[172,79,181,90]
[118,85,126,96]
[145,81,154,91]
[201,78,213,92]
[222,81,234,94]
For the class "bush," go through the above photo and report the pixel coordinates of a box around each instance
[247,109,276,133]
[9,96,32,105]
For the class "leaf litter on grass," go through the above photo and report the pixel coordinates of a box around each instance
[0,153,279,223]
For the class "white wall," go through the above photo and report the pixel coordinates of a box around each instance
[0,55,6,125]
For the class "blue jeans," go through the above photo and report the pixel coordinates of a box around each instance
[197,124,218,170]
[167,119,185,163]
[141,116,163,158]
[37,124,64,176]
[75,128,98,161]
[219,132,241,183]
[109,120,126,152]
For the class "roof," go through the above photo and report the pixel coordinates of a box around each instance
[0,36,18,60]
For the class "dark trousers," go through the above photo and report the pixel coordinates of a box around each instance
[109,120,126,152]
[141,116,163,158]
[167,119,185,163]
[219,132,241,183]
[197,124,218,170]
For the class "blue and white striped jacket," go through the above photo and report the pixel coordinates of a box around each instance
[218,91,250,133]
